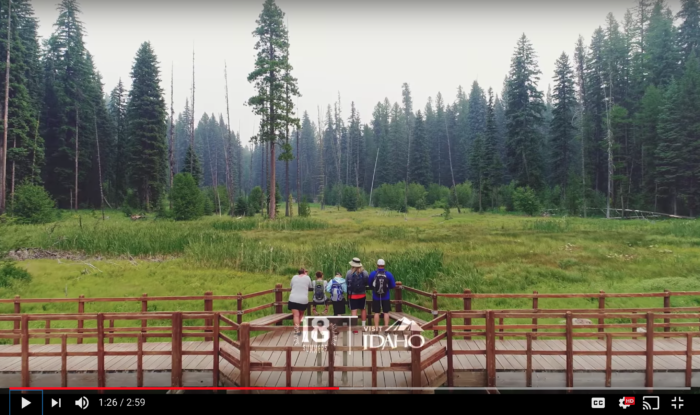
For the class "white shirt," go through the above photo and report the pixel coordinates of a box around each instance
[289,274,313,304]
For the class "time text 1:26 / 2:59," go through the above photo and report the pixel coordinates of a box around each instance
[99,398,146,407]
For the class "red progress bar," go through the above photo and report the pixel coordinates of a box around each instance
[10,387,339,390]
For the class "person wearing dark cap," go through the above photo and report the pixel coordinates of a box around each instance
[368,259,396,330]
[346,257,369,332]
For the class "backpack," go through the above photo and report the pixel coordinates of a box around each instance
[330,280,343,302]
[373,270,389,296]
[349,271,365,294]
[313,281,326,302]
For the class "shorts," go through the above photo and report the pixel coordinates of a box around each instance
[331,300,346,315]
[312,300,328,307]
[348,296,366,311]
[372,299,391,313]
[288,301,307,311]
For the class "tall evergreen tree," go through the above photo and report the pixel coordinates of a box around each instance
[247,0,293,219]
[550,52,577,190]
[125,42,167,209]
[410,110,431,187]
[107,79,126,204]
[484,88,503,191]
[505,34,546,190]
[677,0,700,62]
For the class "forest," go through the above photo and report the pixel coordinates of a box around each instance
[2,0,700,222]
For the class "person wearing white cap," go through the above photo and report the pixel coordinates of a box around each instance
[368,259,396,330]
[345,257,369,332]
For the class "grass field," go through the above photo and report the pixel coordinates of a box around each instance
[1,205,699,318]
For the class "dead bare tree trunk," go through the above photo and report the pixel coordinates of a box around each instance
[0,0,10,214]
[224,61,235,217]
[31,113,39,185]
[10,132,15,204]
[94,110,104,220]
[204,126,220,214]
[75,109,79,210]
[444,111,461,213]
[317,106,325,210]
[190,48,195,175]
[169,64,174,209]
[296,127,300,213]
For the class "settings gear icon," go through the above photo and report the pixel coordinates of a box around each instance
[619,398,630,409]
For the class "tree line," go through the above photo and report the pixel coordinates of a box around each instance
[3,0,700,221]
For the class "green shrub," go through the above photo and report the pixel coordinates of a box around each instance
[426,184,450,205]
[299,196,311,217]
[203,196,214,216]
[172,173,203,221]
[0,261,31,287]
[233,196,249,216]
[513,186,541,216]
[248,187,264,213]
[10,184,55,224]
[407,183,427,207]
[341,186,359,211]
[415,197,427,210]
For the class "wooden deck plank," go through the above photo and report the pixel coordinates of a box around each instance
[260,330,291,387]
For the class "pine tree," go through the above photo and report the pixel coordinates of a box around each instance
[484,88,503,197]
[469,133,486,211]
[125,42,167,210]
[645,0,679,88]
[182,144,202,186]
[677,0,700,62]
[656,81,684,214]
[247,0,293,219]
[550,52,577,190]
[505,34,546,190]
[410,110,431,187]
[107,79,127,204]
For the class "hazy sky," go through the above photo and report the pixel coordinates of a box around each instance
[32,0,682,148]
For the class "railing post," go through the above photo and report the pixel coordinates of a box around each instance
[532,291,538,340]
[486,310,496,387]
[605,333,612,387]
[236,292,243,341]
[239,322,251,388]
[45,320,50,345]
[464,289,471,340]
[286,347,292,393]
[342,322,348,385]
[21,314,29,387]
[632,312,638,340]
[137,334,143,387]
[395,282,403,312]
[77,295,84,344]
[410,328,422,392]
[686,333,693,388]
[432,290,439,338]
[565,311,573,389]
[371,349,377,394]
[526,333,532,387]
[598,290,605,340]
[97,313,105,387]
[663,290,670,333]
[275,284,283,325]
[213,313,220,387]
[328,327,335,389]
[61,335,67,387]
[109,320,114,344]
[141,294,148,343]
[446,311,454,387]
[13,296,20,345]
[204,291,213,341]
[171,312,183,387]
[645,312,654,388]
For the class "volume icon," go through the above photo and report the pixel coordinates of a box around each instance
[75,396,89,410]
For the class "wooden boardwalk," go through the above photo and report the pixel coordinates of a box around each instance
[2,335,698,389]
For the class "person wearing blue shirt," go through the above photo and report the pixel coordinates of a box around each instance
[367,259,396,330]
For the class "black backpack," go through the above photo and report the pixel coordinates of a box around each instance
[349,271,365,294]
[313,280,326,302]
[373,270,389,296]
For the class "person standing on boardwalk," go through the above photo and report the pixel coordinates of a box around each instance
[346,258,369,333]
[368,259,396,330]
[326,272,347,316]
[288,268,313,334]
[312,271,329,315]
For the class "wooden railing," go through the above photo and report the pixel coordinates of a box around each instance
[1,284,699,391]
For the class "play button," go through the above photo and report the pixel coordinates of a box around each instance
[21,398,30,409]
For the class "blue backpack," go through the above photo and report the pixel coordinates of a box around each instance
[330,280,344,302]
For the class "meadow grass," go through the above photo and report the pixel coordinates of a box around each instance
[1,206,700,343]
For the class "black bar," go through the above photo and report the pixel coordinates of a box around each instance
[2,388,699,413]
